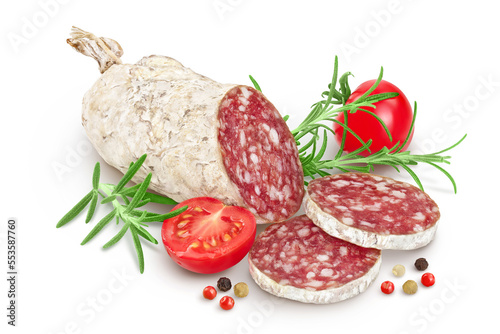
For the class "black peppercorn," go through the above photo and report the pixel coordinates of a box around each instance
[217,277,232,292]
[414,258,428,271]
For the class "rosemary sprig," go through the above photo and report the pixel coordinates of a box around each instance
[304,100,467,193]
[56,154,187,273]
[250,56,465,192]
[291,56,398,152]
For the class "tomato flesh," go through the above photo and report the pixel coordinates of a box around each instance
[333,80,414,156]
[161,197,256,274]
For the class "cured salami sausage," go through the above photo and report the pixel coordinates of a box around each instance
[67,27,304,224]
[303,173,440,250]
[249,215,381,304]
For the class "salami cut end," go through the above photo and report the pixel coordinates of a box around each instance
[249,215,381,304]
[304,173,440,250]
[218,86,304,224]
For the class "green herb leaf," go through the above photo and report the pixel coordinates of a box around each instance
[113,154,147,194]
[339,72,353,104]
[81,208,117,245]
[102,223,130,249]
[85,191,99,223]
[124,173,152,214]
[141,205,188,223]
[249,75,262,92]
[122,186,178,205]
[134,225,158,245]
[129,225,145,274]
[58,154,186,274]
[101,194,118,204]
[57,191,93,228]
[92,162,100,190]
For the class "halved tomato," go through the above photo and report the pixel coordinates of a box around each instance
[161,197,257,274]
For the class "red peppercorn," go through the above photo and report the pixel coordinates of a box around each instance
[381,281,395,294]
[421,273,435,287]
[219,296,235,310]
[203,286,217,300]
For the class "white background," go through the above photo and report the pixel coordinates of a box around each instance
[2,0,499,333]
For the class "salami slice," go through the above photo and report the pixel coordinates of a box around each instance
[303,173,440,250]
[218,86,304,223]
[67,27,304,224]
[249,215,381,304]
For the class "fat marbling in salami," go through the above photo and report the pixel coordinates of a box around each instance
[249,215,381,304]
[67,27,304,224]
[303,173,440,250]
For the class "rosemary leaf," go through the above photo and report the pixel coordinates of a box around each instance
[134,225,158,245]
[249,75,262,92]
[121,184,177,205]
[324,56,340,107]
[129,225,145,274]
[136,198,152,208]
[57,191,93,228]
[124,173,152,214]
[142,192,177,206]
[431,134,467,155]
[85,191,99,223]
[101,194,117,204]
[395,102,417,154]
[426,161,457,194]
[120,183,141,195]
[92,162,100,190]
[81,208,117,245]
[113,154,147,194]
[339,72,353,103]
[355,108,393,141]
[399,164,424,191]
[128,209,161,218]
[102,223,129,249]
[141,205,188,223]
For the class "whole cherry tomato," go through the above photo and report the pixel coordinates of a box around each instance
[333,80,414,157]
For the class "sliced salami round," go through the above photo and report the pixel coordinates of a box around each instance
[249,215,381,304]
[303,173,440,250]
[218,86,305,223]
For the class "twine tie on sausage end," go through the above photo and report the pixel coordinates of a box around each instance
[67,26,123,74]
